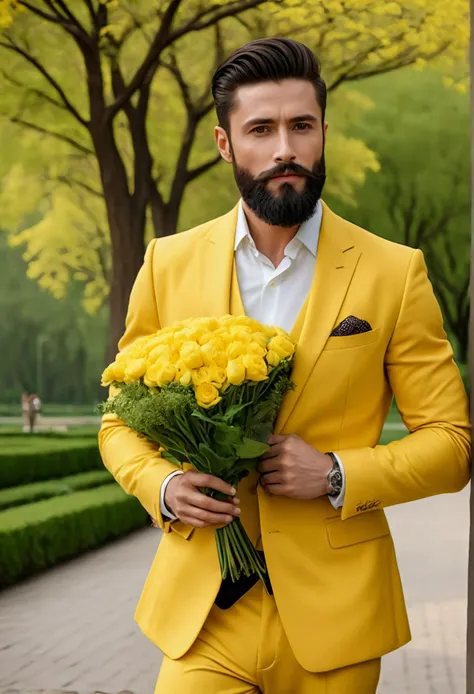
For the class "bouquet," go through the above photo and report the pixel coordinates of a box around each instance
[100,315,296,586]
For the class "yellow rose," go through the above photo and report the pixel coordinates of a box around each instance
[113,361,126,381]
[208,361,227,387]
[251,332,269,349]
[124,358,147,383]
[148,345,171,365]
[268,335,295,359]
[214,351,228,368]
[145,362,176,387]
[226,358,246,386]
[180,341,204,369]
[243,354,268,382]
[247,342,266,357]
[195,383,221,409]
[227,341,247,360]
[176,360,192,386]
[266,350,282,368]
[263,325,278,339]
[192,366,210,387]
[200,342,217,366]
[101,363,117,386]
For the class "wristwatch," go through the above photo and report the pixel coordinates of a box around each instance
[326,452,343,497]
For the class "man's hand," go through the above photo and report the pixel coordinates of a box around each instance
[164,471,241,528]
[258,434,332,499]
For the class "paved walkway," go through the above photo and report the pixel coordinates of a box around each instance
[0,488,469,694]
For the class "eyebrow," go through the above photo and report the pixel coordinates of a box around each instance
[243,114,319,128]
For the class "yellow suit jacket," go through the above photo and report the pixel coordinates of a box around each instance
[99,201,470,672]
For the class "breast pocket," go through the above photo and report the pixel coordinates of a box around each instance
[324,328,380,352]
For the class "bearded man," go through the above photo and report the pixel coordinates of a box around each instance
[99,38,470,694]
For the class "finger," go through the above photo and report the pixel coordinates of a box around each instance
[183,506,234,527]
[260,443,285,460]
[258,458,282,474]
[185,490,240,516]
[260,471,282,486]
[262,482,286,496]
[267,434,288,445]
[186,471,236,496]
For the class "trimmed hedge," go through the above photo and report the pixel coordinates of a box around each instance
[0,470,114,511]
[0,484,149,588]
[0,440,102,488]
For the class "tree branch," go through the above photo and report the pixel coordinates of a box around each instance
[52,174,103,198]
[0,38,89,127]
[6,116,94,155]
[0,68,67,113]
[185,154,222,184]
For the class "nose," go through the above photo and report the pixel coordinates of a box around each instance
[274,127,297,164]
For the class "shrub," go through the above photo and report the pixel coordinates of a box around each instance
[0,440,102,488]
[0,485,149,588]
[0,470,114,511]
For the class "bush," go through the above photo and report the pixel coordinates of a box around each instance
[0,440,102,488]
[0,484,149,588]
[0,470,114,511]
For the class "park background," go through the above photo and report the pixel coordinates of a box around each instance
[0,1,470,693]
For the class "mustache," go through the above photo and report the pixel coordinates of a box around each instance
[255,161,323,184]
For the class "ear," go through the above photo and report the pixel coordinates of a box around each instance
[323,121,328,137]
[214,125,233,164]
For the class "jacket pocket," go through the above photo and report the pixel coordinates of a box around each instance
[325,510,390,548]
[324,328,380,351]
[170,520,195,540]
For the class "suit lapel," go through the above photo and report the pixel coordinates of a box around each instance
[275,202,362,434]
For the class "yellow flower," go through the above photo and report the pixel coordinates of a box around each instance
[195,383,221,409]
[124,358,147,383]
[268,335,295,359]
[180,341,204,369]
[192,367,210,387]
[200,342,217,366]
[176,360,192,386]
[266,350,282,368]
[208,361,227,387]
[101,363,117,386]
[226,358,246,386]
[243,354,268,382]
[227,341,247,360]
[145,362,176,387]
[148,345,171,365]
[251,332,268,349]
[247,342,266,357]
[113,361,126,381]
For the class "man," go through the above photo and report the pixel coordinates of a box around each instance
[99,38,470,693]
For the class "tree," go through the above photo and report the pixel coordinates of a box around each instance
[328,69,470,361]
[0,0,468,360]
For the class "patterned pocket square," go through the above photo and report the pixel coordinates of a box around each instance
[331,315,372,337]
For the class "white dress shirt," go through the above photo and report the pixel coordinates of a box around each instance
[160,199,345,518]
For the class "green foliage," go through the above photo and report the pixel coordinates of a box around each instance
[0,439,102,489]
[327,69,470,361]
[0,470,113,511]
[0,485,148,588]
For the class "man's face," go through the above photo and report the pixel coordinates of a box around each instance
[215,78,327,227]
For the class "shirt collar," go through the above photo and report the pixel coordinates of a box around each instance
[234,199,322,258]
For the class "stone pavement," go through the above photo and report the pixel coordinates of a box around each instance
[0,487,469,694]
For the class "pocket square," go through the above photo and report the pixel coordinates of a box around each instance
[331,315,372,337]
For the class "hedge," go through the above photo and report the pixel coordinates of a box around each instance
[0,470,114,511]
[0,440,102,488]
[0,484,149,588]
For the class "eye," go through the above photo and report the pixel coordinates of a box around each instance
[250,125,270,134]
[293,123,312,131]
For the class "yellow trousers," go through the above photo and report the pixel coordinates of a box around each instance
[155,582,381,693]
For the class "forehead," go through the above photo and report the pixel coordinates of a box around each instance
[231,78,321,124]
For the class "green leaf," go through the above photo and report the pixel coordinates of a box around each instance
[223,403,250,422]
[197,443,237,478]
[161,451,183,467]
[234,437,269,459]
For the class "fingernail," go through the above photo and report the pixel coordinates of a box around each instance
[226,516,233,523]
[230,487,236,495]
[234,508,241,515]
[233,497,240,505]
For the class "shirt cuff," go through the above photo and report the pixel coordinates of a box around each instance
[160,470,184,521]
[328,453,345,510]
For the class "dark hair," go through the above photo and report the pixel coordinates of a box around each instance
[211,38,327,132]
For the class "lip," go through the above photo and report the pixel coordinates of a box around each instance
[271,174,303,182]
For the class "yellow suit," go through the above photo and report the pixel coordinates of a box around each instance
[99,201,470,675]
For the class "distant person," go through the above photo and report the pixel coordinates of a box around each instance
[99,38,470,694]
[28,393,41,433]
[21,392,30,433]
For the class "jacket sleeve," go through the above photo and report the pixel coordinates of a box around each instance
[98,238,180,531]
[338,248,471,521]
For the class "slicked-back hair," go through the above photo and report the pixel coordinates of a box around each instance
[211,38,327,133]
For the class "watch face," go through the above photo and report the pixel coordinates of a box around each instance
[329,466,343,494]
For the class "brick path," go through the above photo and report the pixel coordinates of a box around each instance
[0,488,469,694]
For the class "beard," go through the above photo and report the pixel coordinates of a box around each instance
[232,153,326,228]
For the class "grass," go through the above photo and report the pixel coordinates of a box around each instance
[0,403,100,417]
[0,425,99,438]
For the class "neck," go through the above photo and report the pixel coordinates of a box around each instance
[242,201,300,268]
